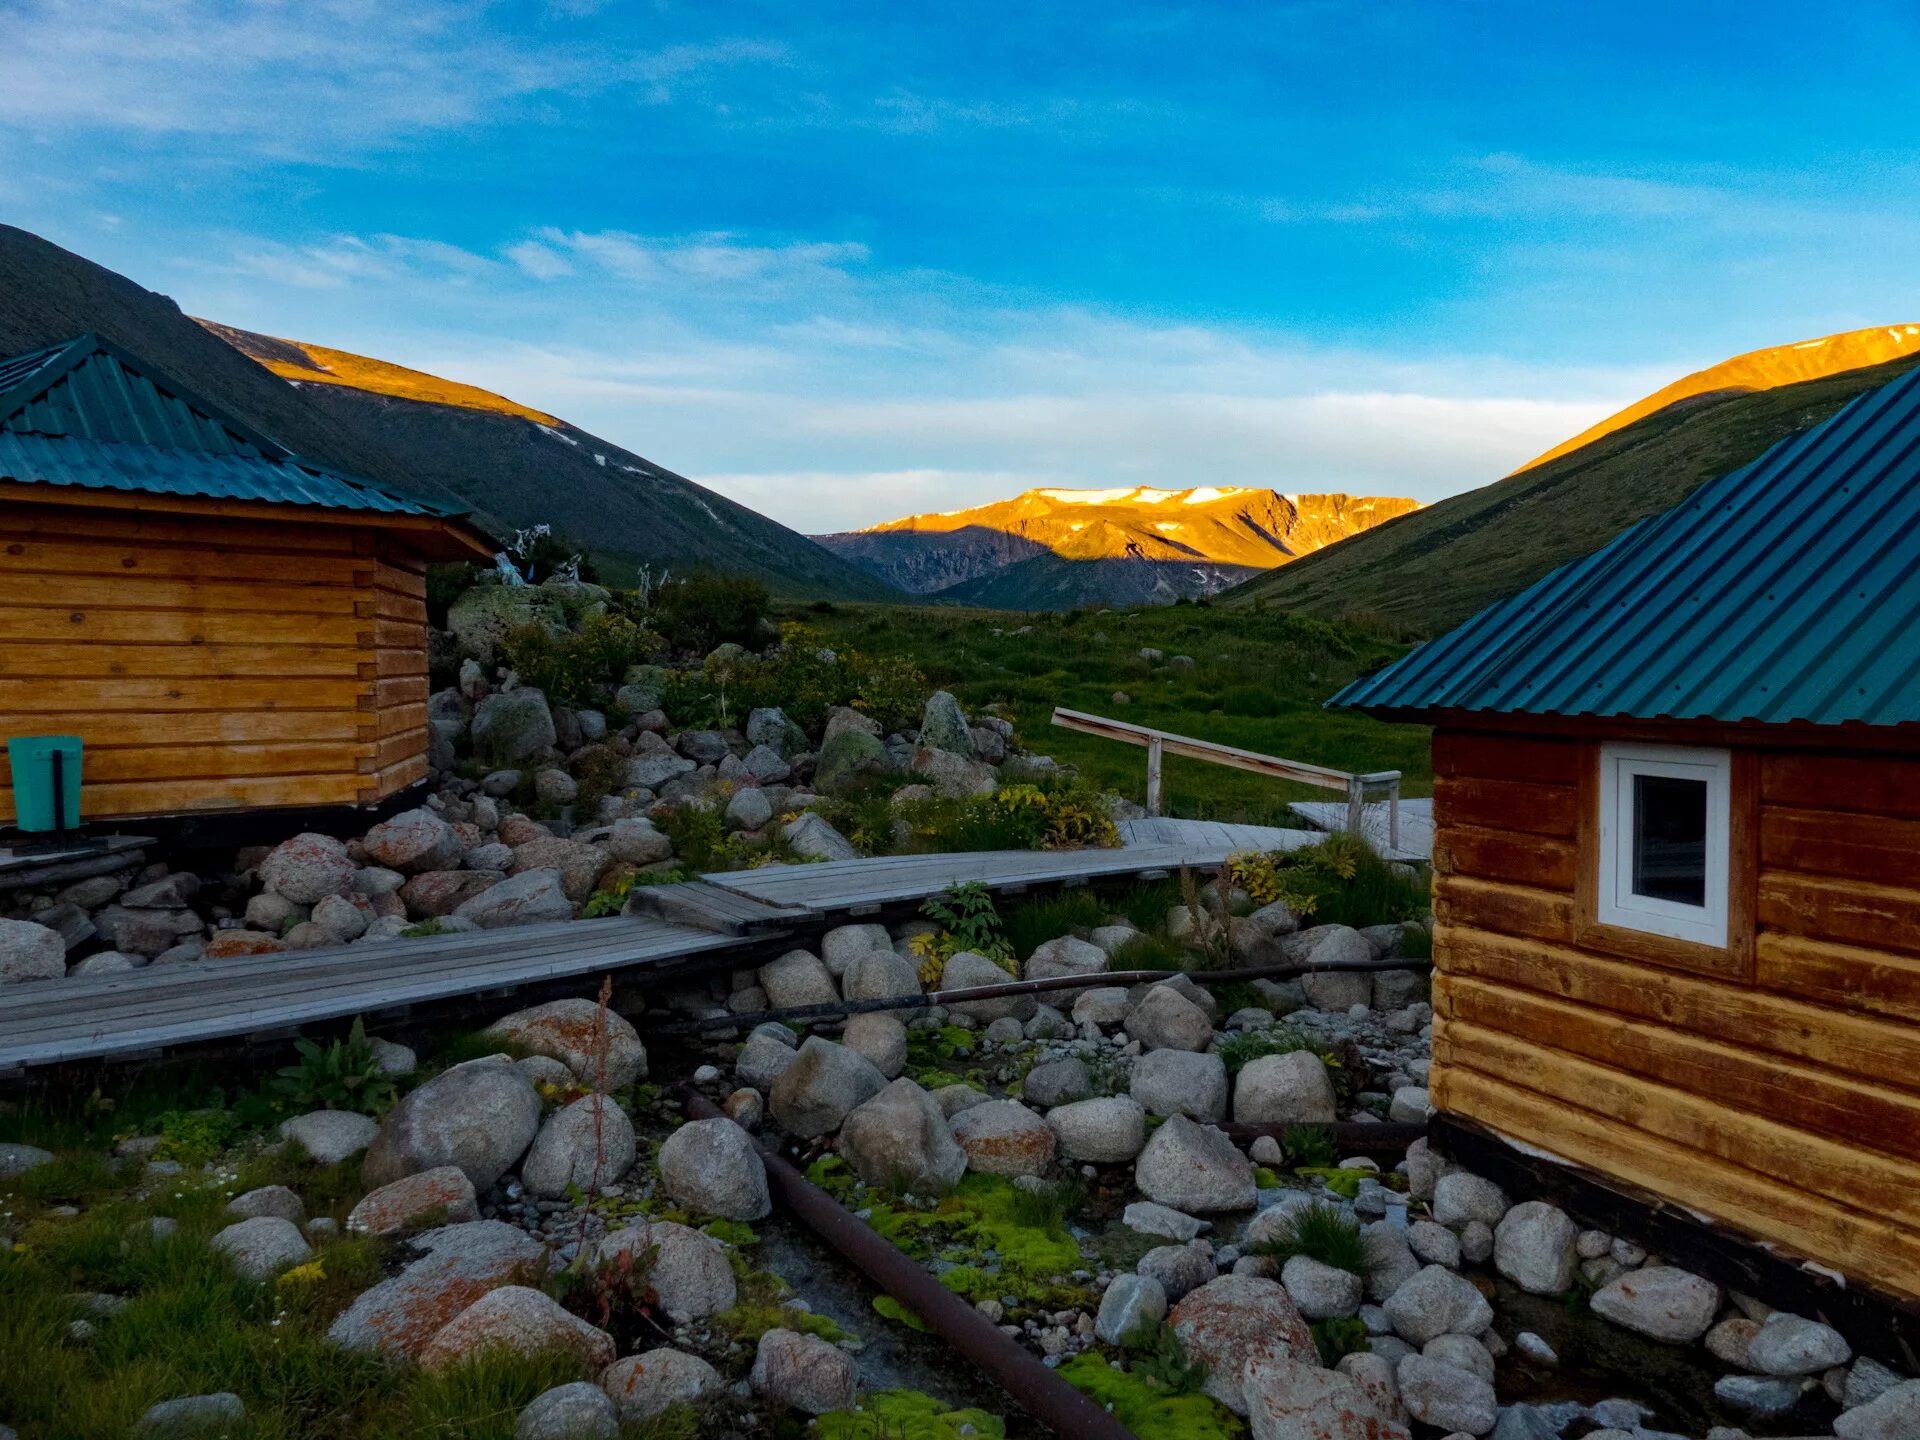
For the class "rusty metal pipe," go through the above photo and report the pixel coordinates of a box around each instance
[660,957,1430,1034]
[684,1093,1139,1440]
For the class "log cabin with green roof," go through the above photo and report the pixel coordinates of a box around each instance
[0,334,493,828]
[1334,361,1920,1312]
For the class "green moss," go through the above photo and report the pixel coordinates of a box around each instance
[1057,1354,1244,1440]
[813,1389,1006,1440]
[1294,1166,1363,1200]
[1254,1166,1281,1190]
[714,1297,853,1346]
[872,1294,929,1332]
[700,1218,759,1247]
[854,1175,1091,1310]
[716,1265,855,1347]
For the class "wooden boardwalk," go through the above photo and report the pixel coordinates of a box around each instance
[1289,798,1434,862]
[1117,817,1323,853]
[0,842,1236,1076]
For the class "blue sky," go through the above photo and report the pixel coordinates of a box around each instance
[7,1,1920,532]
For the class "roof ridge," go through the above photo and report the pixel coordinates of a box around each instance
[1332,358,1920,728]
[0,331,294,459]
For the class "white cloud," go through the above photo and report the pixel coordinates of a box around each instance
[0,0,784,158]
[529,229,870,294]
[506,241,575,280]
[182,220,1645,537]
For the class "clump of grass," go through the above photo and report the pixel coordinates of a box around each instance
[1124,1319,1210,1394]
[1310,1315,1370,1366]
[1112,877,1184,933]
[1007,1174,1085,1229]
[1214,1027,1318,1076]
[424,1029,534,1070]
[1003,888,1111,961]
[1249,1201,1369,1276]
[357,1349,587,1440]
[1110,931,1187,973]
[1282,1125,1338,1169]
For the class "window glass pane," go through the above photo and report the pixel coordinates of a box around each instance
[1632,774,1707,906]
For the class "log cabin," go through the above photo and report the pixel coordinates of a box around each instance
[0,334,493,831]
[1334,361,1920,1322]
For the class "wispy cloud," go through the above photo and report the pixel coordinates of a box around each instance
[512,228,871,297]
[224,233,501,289]
[0,0,784,157]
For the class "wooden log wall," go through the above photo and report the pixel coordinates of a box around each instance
[0,505,432,823]
[1429,727,1920,1299]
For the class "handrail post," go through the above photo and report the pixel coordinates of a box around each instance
[1346,775,1364,836]
[1389,778,1401,852]
[1146,735,1164,817]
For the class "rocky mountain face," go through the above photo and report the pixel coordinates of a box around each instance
[0,225,893,601]
[816,487,1419,609]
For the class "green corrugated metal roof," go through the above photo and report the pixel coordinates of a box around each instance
[1331,361,1920,729]
[0,334,469,521]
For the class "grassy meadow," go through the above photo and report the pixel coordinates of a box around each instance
[787,600,1430,827]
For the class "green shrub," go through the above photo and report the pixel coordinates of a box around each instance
[1225,832,1427,928]
[500,614,660,708]
[910,882,1016,984]
[658,624,928,734]
[270,1018,397,1116]
[895,780,1120,856]
[657,804,727,872]
[648,573,771,654]
[1248,1200,1369,1275]
[149,1107,239,1164]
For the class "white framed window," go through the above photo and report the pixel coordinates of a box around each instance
[1596,742,1731,949]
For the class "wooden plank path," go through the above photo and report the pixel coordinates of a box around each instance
[702,841,1227,916]
[1116,818,1324,853]
[1290,797,1434,862]
[0,842,1239,1076]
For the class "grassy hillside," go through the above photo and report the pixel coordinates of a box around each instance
[1224,352,1920,636]
[197,322,558,424]
[199,322,898,601]
[1515,321,1920,473]
[792,600,1431,825]
[0,226,893,602]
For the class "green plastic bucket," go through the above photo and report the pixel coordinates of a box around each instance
[8,735,83,833]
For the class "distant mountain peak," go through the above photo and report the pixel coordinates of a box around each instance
[816,484,1418,608]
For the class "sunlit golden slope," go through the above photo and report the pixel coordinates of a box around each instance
[816,486,1419,606]
[197,321,558,425]
[1515,323,1920,473]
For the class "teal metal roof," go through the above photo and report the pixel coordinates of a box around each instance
[0,334,468,520]
[1332,361,1920,730]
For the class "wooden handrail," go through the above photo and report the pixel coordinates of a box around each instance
[1051,706,1402,848]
